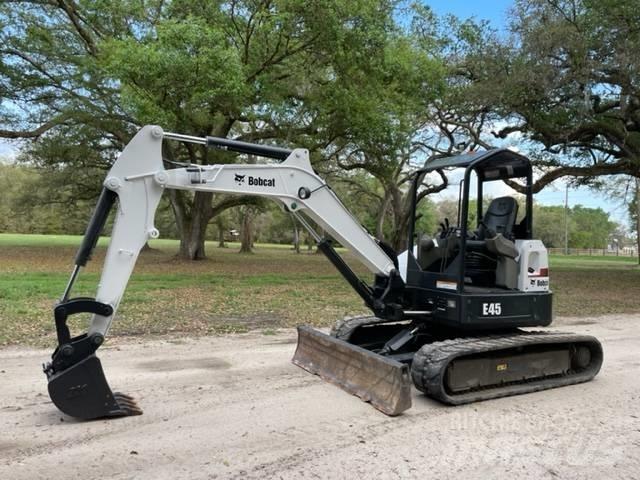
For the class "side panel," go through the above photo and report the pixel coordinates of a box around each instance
[404,247,552,329]
[516,239,550,292]
[459,292,553,328]
[404,286,553,330]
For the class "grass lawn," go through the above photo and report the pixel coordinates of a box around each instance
[1,233,639,346]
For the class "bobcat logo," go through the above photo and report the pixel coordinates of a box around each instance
[234,174,246,185]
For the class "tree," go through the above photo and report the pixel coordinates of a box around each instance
[238,205,254,254]
[0,0,408,259]
[214,214,230,248]
[315,16,466,250]
[627,179,640,262]
[533,205,566,248]
[569,205,615,248]
[456,0,640,190]
[533,203,615,248]
[0,162,95,234]
[586,175,640,261]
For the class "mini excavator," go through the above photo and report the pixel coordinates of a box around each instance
[44,126,603,419]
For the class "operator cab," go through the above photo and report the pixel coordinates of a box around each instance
[402,149,551,329]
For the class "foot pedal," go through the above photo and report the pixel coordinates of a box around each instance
[47,354,142,420]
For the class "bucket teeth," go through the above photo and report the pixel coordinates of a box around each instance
[113,392,135,402]
[112,393,143,416]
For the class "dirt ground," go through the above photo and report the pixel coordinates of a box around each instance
[1,314,639,480]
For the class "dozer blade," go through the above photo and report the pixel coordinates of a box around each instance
[47,354,142,420]
[292,326,412,416]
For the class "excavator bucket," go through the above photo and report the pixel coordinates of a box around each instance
[292,326,412,416]
[46,354,142,420]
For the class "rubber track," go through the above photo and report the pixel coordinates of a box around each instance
[411,331,603,405]
[330,316,386,341]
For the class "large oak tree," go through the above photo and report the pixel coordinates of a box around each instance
[1,0,423,258]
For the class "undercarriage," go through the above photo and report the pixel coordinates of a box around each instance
[293,316,603,414]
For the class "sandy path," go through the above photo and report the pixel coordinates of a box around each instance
[1,315,638,479]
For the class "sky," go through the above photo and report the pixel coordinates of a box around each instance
[0,141,15,160]
[426,0,514,27]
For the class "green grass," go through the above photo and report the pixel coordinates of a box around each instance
[550,254,638,270]
[0,234,366,346]
[0,233,320,251]
[0,233,91,247]
[0,233,639,347]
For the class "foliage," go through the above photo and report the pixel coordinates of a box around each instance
[1,158,620,251]
[2,0,639,259]
[0,163,90,234]
[2,0,440,257]
[569,205,616,248]
[454,0,640,190]
[533,204,616,248]
[533,205,566,248]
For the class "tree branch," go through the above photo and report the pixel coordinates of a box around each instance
[505,159,636,194]
[0,114,70,139]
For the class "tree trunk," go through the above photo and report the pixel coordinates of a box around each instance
[239,207,253,253]
[217,216,227,248]
[314,228,325,253]
[375,192,392,242]
[388,186,410,252]
[390,218,410,252]
[179,218,208,260]
[636,178,640,265]
[170,190,213,260]
[292,214,300,253]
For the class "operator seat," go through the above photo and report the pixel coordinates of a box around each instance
[475,196,518,240]
[417,196,521,286]
[468,196,520,289]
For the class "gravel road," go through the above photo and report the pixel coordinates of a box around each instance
[1,315,639,479]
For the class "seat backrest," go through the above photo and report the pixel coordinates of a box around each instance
[479,196,519,239]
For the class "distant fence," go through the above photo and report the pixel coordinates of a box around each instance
[548,247,637,257]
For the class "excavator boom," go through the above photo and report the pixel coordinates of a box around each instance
[44,126,403,419]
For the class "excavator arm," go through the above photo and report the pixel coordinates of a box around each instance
[45,126,409,419]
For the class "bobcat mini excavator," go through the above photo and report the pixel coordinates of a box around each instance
[44,126,603,419]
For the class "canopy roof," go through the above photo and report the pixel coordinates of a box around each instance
[423,148,531,180]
